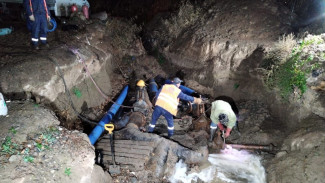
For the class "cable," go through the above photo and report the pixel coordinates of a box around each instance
[67,46,134,108]
[42,55,103,127]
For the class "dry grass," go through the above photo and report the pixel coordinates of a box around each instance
[105,18,142,50]
[163,1,202,39]
[273,33,297,64]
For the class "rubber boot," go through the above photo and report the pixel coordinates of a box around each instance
[209,128,217,142]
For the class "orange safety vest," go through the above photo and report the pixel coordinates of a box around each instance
[155,84,181,116]
[29,0,49,18]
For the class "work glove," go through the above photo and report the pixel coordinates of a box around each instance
[47,15,51,22]
[193,97,202,104]
[29,15,35,21]
[217,122,225,131]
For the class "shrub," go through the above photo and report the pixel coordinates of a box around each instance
[263,34,321,100]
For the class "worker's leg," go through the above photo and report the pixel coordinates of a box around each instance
[148,106,162,133]
[39,14,48,45]
[209,122,218,142]
[31,14,40,47]
[162,111,174,137]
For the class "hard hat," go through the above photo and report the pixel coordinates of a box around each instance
[137,80,146,87]
[173,77,183,84]
[218,113,229,125]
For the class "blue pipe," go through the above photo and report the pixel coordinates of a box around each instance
[88,85,129,145]
[148,78,158,94]
[165,80,195,95]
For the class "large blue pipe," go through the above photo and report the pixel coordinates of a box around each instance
[148,78,158,94]
[165,80,195,95]
[88,85,129,145]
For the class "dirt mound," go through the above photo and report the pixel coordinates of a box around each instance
[0,101,110,183]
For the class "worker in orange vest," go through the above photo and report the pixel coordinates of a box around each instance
[24,0,51,50]
[148,77,202,138]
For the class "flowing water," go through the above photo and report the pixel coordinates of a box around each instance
[169,146,266,183]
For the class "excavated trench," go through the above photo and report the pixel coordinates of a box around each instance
[1,0,325,182]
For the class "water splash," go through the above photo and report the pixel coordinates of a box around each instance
[169,146,266,183]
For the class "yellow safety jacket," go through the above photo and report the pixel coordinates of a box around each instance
[155,84,181,116]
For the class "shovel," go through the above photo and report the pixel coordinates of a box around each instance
[104,124,121,176]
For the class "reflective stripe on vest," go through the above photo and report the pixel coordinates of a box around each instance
[155,84,181,116]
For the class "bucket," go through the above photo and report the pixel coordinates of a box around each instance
[0,92,8,116]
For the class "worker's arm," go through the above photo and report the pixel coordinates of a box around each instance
[217,122,225,131]
[224,113,236,138]
[177,92,194,102]
[23,0,33,16]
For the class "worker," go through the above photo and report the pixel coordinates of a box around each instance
[133,80,153,115]
[209,99,237,142]
[24,0,51,50]
[148,77,202,138]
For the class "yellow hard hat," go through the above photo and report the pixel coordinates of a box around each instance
[137,80,146,87]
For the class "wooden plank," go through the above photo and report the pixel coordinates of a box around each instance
[97,139,155,146]
[96,143,154,151]
[95,145,151,155]
[101,151,149,160]
[103,156,146,167]
[103,162,144,171]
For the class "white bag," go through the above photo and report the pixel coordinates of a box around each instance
[0,92,8,116]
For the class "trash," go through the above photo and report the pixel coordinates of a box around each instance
[0,27,13,36]
[0,92,8,116]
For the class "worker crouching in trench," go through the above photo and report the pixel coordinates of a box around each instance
[209,98,239,146]
[148,77,202,138]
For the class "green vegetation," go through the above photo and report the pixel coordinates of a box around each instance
[153,48,167,65]
[72,87,82,98]
[9,127,17,134]
[1,136,18,155]
[35,127,58,151]
[64,168,71,176]
[233,83,240,90]
[122,55,136,65]
[263,34,322,100]
[23,155,34,163]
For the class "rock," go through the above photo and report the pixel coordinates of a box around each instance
[91,165,113,183]
[275,151,287,158]
[8,155,20,163]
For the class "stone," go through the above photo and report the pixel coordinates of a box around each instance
[9,155,20,163]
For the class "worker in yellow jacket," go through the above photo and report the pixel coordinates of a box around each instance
[209,99,238,141]
[148,77,202,137]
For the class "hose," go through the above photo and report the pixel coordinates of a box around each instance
[47,18,57,32]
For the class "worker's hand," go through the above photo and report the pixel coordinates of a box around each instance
[193,97,202,104]
[47,16,51,22]
[217,123,225,131]
[224,128,232,138]
[29,15,35,21]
